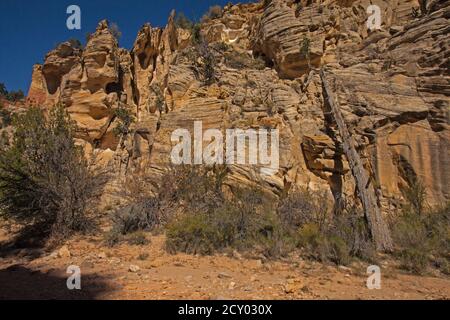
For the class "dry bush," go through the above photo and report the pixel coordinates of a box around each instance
[278,190,376,265]
[107,165,226,246]
[164,167,295,258]
[165,186,295,258]
[277,188,330,230]
[224,51,266,70]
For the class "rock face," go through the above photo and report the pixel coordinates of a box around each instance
[26,0,449,211]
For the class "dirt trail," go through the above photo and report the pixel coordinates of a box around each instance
[0,230,449,300]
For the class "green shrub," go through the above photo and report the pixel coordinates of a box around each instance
[300,36,311,67]
[0,103,12,128]
[165,182,293,258]
[0,131,9,149]
[328,235,351,266]
[279,191,374,265]
[399,247,428,274]
[191,23,203,45]
[150,83,165,113]
[7,90,25,102]
[0,105,105,238]
[392,199,450,274]
[161,165,226,214]
[196,42,216,85]
[175,12,194,30]
[0,83,7,96]
[113,105,135,137]
[166,213,223,255]
[138,253,150,260]
[107,165,225,246]
[403,177,427,215]
[105,227,150,247]
[0,83,24,102]
[104,229,121,247]
[126,231,150,246]
[297,223,329,262]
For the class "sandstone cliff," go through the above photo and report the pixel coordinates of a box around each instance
[26,0,449,212]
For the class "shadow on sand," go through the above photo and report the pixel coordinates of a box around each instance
[0,264,112,300]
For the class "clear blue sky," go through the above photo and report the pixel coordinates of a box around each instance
[0,0,253,93]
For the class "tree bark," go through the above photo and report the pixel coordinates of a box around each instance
[320,70,393,252]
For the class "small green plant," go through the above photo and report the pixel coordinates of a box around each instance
[297,223,330,262]
[0,83,7,96]
[0,83,24,102]
[175,12,194,30]
[138,253,150,260]
[104,229,121,247]
[191,23,203,45]
[0,131,9,149]
[113,106,135,137]
[300,36,311,67]
[150,84,165,113]
[127,231,150,246]
[391,186,450,275]
[328,235,351,266]
[197,42,216,85]
[278,191,374,265]
[399,247,428,274]
[0,103,12,128]
[403,177,427,215]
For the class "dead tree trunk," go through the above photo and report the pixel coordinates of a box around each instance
[320,70,393,252]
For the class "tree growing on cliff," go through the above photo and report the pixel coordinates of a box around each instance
[200,5,223,23]
[0,102,12,128]
[113,105,135,137]
[0,83,7,97]
[175,12,194,30]
[300,36,311,68]
[0,105,106,239]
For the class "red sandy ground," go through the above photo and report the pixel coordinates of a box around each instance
[0,228,449,300]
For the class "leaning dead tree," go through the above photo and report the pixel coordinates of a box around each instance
[320,70,393,252]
